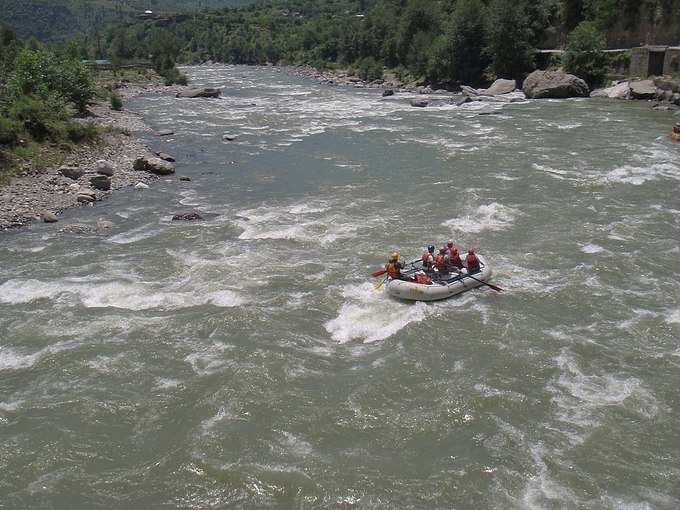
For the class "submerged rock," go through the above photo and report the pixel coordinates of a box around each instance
[410,99,429,108]
[158,129,174,137]
[172,211,203,221]
[522,70,589,99]
[222,134,238,141]
[176,88,221,99]
[133,156,175,176]
[156,152,175,162]
[382,89,395,97]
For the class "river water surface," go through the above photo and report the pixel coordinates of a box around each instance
[1,66,679,509]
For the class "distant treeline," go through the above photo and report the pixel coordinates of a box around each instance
[81,0,680,87]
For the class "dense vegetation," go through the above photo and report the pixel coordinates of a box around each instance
[0,25,99,173]
[89,0,680,87]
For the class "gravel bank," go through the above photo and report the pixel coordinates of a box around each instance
[0,81,182,231]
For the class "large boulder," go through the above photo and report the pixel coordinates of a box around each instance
[382,89,395,97]
[522,70,589,99]
[410,99,429,108]
[95,160,115,176]
[629,80,657,100]
[481,79,516,96]
[175,88,221,99]
[593,81,631,99]
[133,156,175,176]
[460,85,480,97]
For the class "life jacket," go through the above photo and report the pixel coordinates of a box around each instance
[415,273,432,284]
[421,253,433,268]
[466,252,480,272]
[385,261,401,278]
[449,251,463,269]
[434,253,446,270]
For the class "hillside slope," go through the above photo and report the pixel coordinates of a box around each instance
[0,0,256,40]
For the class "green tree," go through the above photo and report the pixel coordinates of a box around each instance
[563,21,608,87]
[486,0,535,80]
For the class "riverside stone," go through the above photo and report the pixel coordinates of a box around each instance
[41,211,58,223]
[629,80,657,100]
[176,88,221,99]
[523,71,589,99]
[59,166,84,180]
[90,175,112,191]
[481,79,516,96]
[133,156,175,176]
[95,160,115,176]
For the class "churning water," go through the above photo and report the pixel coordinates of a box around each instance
[1,65,679,509]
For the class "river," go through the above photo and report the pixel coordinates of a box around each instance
[1,65,679,509]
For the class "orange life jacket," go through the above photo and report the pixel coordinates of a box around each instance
[385,261,401,278]
[415,273,432,284]
[434,253,446,270]
[449,251,463,269]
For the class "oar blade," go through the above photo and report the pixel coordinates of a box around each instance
[370,269,387,278]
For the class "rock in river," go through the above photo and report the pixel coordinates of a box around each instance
[481,79,516,96]
[41,211,58,223]
[172,211,203,221]
[410,99,429,108]
[158,129,174,137]
[156,152,176,162]
[175,88,221,99]
[133,156,175,176]
[382,89,395,97]
[522,70,589,99]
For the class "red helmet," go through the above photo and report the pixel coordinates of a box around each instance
[447,239,454,248]
[439,246,446,254]
[468,247,475,254]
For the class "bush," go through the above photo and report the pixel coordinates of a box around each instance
[110,92,123,111]
[160,66,188,86]
[9,95,68,142]
[0,117,21,146]
[563,21,608,88]
[358,57,383,81]
[66,122,98,144]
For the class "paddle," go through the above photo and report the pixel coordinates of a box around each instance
[460,270,504,292]
[373,276,389,289]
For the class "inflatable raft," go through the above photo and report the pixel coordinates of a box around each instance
[386,254,492,302]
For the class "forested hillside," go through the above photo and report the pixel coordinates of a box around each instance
[88,0,680,88]
[0,0,255,41]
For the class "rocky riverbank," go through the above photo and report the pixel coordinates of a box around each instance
[0,79,185,231]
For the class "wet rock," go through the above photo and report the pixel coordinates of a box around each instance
[222,134,238,141]
[133,156,175,176]
[523,70,589,99]
[77,194,96,203]
[481,79,516,96]
[175,88,221,99]
[59,223,96,234]
[158,129,174,137]
[78,188,96,199]
[41,211,58,223]
[90,175,112,191]
[382,89,395,97]
[134,182,150,189]
[59,166,84,180]
[410,99,429,108]
[629,80,657,100]
[95,160,115,176]
[455,96,473,106]
[97,219,113,230]
[461,85,480,96]
[172,210,203,221]
[156,152,175,162]
[179,176,191,182]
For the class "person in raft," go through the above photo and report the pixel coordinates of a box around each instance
[421,245,435,271]
[434,246,448,273]
[466,247,481,274]
[448,245,464,270]
[385,252,405,280]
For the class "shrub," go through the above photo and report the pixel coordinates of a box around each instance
[66,122,98,143]
[0,117,21,146]
[358,57,383,82]
[110,92,123,111]
[563,21,608,88]
[9,95,68,142]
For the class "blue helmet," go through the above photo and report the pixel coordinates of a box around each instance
[428,245,435,253]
